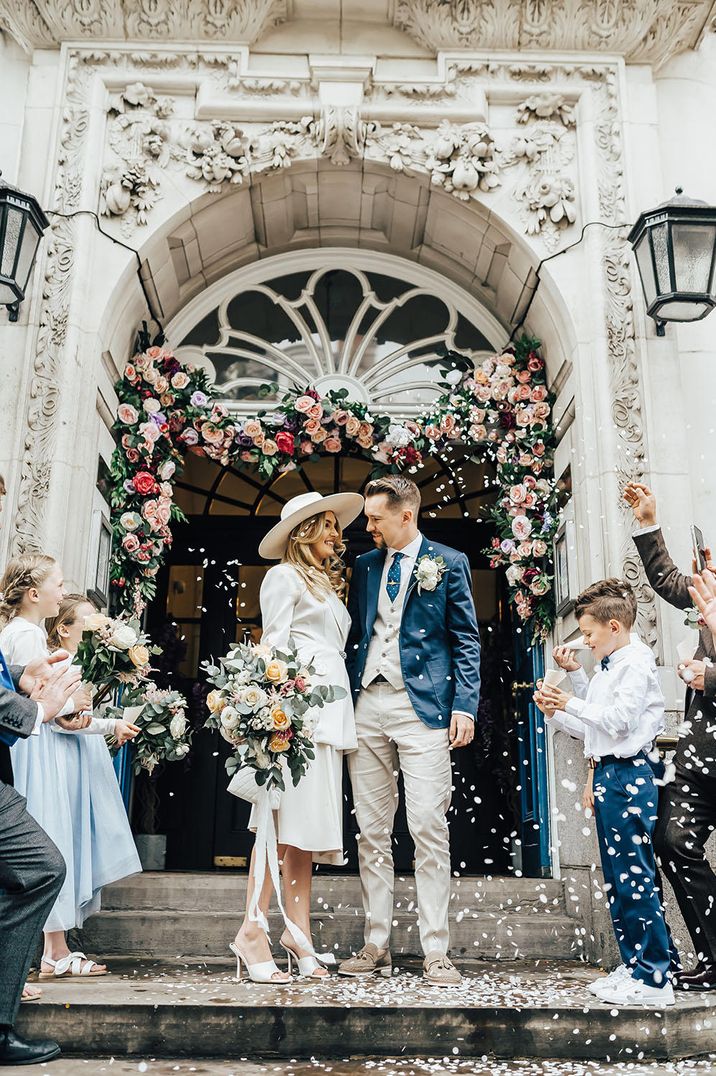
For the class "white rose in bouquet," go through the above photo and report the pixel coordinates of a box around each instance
[239,685,268,710]
[220,705,240,731]
[235,670,251,686]
[84,612,112,632]
[170,713,188,740]
[174,742,190,758]
[109,622,139,650]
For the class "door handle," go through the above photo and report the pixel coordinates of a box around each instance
[511,680,533,694]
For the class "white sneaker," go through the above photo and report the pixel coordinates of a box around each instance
[587,963,630,996]
[597,977,675,1008]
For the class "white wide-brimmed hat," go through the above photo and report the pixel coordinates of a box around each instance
[258,491,365,561]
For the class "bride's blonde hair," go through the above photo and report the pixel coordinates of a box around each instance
[282,511,346,600]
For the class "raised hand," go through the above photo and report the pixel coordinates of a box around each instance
[71,684,93,713]
[623,482,657,527]
[553,645,580,672]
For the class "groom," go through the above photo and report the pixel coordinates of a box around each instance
[340,474,481,986]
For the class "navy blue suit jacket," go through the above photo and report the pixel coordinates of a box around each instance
[346,536,481,729]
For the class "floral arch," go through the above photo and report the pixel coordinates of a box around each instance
[110,332,558,639]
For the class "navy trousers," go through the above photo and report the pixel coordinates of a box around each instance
[594,755,674,987]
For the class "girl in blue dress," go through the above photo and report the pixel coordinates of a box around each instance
[0,556,141,980]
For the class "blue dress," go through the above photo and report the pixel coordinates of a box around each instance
[3,617,141,932]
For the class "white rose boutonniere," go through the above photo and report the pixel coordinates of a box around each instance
[415,554,447,595]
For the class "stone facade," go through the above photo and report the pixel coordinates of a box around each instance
[1,0,715,961]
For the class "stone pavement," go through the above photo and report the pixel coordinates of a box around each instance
[14,960,716,1063]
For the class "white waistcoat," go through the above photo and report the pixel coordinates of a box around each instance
[362,563,411,690]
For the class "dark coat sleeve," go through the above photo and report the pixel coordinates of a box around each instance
[632,526,692,610]
[0,682,40,740]
[445,552,481,719]
[345,557,363,683]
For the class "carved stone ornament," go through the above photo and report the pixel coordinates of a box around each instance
[392,0,714,70]
[181,123,250,193]
[0,0,287,49]
[426,120,501,198]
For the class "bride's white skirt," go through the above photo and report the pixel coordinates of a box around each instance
[249,743,345,866]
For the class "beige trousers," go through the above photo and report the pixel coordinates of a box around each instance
[347,681,452,956]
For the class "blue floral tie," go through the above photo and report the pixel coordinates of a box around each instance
[386,551,404,603]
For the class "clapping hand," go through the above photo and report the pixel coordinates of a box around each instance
[33,665,83,722]
[18,650,70,697]
[688,569,716,648]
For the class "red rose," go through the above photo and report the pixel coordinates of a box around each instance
[275,431,295,455]
[527,354,544,372]
[133,471,157,496]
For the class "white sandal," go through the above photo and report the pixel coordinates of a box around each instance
[229,942,292,985]
[281,941,330,980]
[39,951,109,980]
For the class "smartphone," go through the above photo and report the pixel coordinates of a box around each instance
[691,524,707,572]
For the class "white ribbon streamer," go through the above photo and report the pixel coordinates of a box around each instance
[243,783,336,967]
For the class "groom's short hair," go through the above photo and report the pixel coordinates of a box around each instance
[365,475,421,517]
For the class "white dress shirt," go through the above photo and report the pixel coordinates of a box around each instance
[548,641,665,760]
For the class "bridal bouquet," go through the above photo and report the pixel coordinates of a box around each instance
[202,639,345,795]
[106,684,192,775]
[75,612,160,704]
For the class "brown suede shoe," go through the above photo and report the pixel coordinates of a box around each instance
[337,943,392,978]
[423,952,462,987]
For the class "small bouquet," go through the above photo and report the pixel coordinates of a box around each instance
[202,639,346,796]
[75,613,160,704]
[107,684,191,775]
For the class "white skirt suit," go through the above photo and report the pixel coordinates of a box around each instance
[250,563,357,865]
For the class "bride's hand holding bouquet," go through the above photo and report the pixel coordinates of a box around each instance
[203,638,346,801]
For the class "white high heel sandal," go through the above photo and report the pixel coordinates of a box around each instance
[281,941,330,980]
[229,942,292,985]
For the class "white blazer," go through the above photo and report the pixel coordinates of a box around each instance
[259,563,357,751]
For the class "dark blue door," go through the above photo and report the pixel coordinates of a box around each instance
[512,635,551,876]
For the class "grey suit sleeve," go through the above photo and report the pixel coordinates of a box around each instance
[9,665,23,690]
[632,526,692,611]
[0,683,40,740]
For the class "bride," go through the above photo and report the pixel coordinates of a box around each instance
[231,490,362,982]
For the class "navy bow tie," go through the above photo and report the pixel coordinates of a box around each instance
[600,656,610,671]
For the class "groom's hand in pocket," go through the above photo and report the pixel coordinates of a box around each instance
[449,712,474,750]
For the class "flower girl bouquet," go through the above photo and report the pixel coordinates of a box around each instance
[107,684,192,775]
[75,612,160,704]
[203,638,345,802]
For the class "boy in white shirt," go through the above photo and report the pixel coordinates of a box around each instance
[535,578,676,1008]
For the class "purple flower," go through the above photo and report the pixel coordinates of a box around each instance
[123,479,135,493]
[150,411,166,425]
[500,539,515,555]
[181,428,199,445]
[190,391,208,407]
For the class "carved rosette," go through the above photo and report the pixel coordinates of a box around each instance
[181,123,250,193]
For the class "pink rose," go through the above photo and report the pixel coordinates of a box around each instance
[533,402,550,421]
[171,372,190,390]
[511,515,532,540]
[533,441,546,457]
[517,541,533,558]
[333,409,349,426]
[243,419,262,438]
[159,461,176,481]
[345,415,361,437]
[143,499,159,520]
[324,436,342,453]
[122,534,141,554]
[357,433,374,449]
[262,439,278,456]
[140,422,161,444]
[469,424,487,441]
[441,413,457,436]
[531,385,547,402]
[516,384,531,401]
[201,422,224,445]
[496,445,508,464]
[425,425,441,441]
[527,354,544,373]
[515,408,532,427]
[531,577,550,596]
[253,432,265,448]
[118,404,139,425]
[522,493,535,508]
[523,475,537,490]
[300,441,313,455]
[156,502,171,527]
[475,385,493,403]
[516,370,532,384]
[295,395,315,414]
[358,422,373,439]
[519,453,533,467]
[304,418,321,436]
[308,403,324,421]
[532,539,548,557]
[311,426,328,444]
[510,484,527,504]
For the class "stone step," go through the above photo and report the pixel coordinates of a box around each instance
[100,871,567,913]
[18,959,716,1061]
[79,907,582,961]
